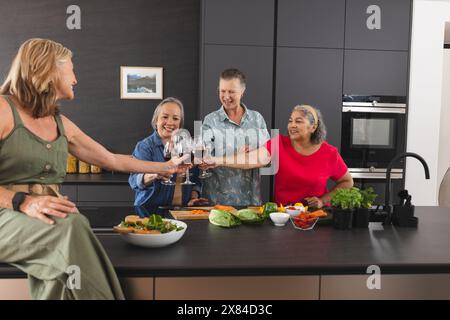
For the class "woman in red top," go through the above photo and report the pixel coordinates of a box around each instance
[205,105,353,208]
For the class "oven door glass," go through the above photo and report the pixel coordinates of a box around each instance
[351,118,395,148]
[341,111,406,168]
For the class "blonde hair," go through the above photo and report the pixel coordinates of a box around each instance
[0,38,72,118]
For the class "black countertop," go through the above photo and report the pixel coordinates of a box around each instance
[2,206,450,278]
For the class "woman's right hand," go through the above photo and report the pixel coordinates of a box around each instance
[143,173,172,185]
[19,195,78,225]
[198,155,219,170]
[164,155,191,175]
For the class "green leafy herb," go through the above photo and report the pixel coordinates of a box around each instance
[118,221,131,228]
[330,187,363,210]
[118,214,182,233]
[360,187,378,209]
[262,202,278,218]
[145,214,181,233]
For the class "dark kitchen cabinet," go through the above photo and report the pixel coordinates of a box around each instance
[277,0,345,48]
[200,44,274,124]
[60,174,135,207]
[59,185,77,202]
[343,49,408,96]
[345,0,411,51]
[200,0,412,203]
[275,47,344,150]
[77,185,134,203]
[203,0,274,46]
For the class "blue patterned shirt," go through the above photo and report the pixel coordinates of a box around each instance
[129,132,201,211]
[201,104,270,206]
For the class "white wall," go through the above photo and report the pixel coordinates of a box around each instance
[406,0,450,205]
[437,49,450,195]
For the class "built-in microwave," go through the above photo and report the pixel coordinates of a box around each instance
[341,95,407,173]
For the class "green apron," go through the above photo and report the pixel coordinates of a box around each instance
[0,96,124,300]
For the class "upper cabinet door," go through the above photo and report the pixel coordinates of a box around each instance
[201,45,274,125]
[345,0,411,51]
[203,0,274,46]
[343,50,408,96]
[277,0,346,48]
[275,48,344,149]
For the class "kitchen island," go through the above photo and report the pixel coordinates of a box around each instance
[2,206,450,299]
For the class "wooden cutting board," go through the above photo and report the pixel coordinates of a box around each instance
[170,206,261,220]
[182,206,214,210]
[170,210,210,220]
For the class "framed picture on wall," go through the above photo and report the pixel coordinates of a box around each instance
[120,66,163,99]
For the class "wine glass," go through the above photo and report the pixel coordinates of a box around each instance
[161,141,175,186]
[175,136,195,185]
[194,137,212,179]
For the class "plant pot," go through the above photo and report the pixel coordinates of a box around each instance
[333,208,353,230]
[353,208,370,228]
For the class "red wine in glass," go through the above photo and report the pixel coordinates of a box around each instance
[162,142,175,186]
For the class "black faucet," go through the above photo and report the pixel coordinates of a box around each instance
[384,152,430,225]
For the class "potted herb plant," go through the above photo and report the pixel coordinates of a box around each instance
[353,187,378,228]
[330,187,362,230]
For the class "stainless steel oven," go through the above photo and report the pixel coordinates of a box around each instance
[341,95,407,204]
[341,95,406,169]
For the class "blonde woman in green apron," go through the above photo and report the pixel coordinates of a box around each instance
[0,39,183,300]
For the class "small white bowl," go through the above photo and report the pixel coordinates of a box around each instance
[269,212,290,226]
[285,206,306,217]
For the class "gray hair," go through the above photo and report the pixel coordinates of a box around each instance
[151,97,184,130]
[220,68,246,90]
[292,104,327,144]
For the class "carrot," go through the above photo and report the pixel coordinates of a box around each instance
[309,210,327,218]
[191,210,209,215]
[213,205,236,212]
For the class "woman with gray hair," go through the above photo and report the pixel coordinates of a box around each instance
[129,97,208,211]
[204,104,353,208]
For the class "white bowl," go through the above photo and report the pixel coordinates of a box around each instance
[285,206,306,217]
[119,219,187,248]
[269,212,290,226]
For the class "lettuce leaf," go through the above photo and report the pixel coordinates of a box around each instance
[209,209,241,228]
[236,209,265,223]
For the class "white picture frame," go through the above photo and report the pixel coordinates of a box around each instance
[120,66,163,99]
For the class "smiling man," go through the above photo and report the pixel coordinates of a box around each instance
[201,69,270,206]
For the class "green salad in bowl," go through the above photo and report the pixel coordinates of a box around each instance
[114,214,187,248]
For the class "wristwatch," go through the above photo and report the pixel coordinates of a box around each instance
[12,192,28,212]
